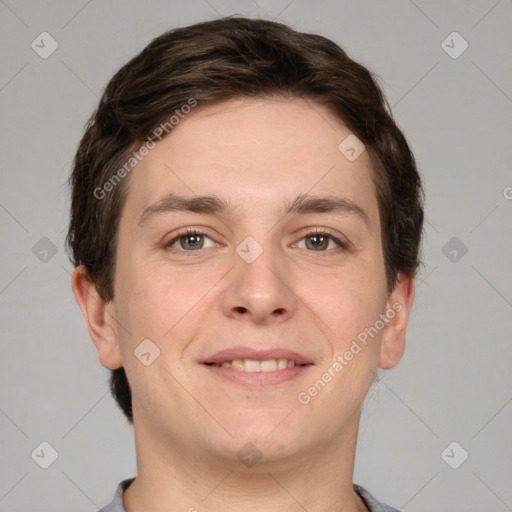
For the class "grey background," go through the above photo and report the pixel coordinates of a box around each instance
[1,0,511,511]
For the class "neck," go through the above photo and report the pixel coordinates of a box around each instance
[123,412,368,512]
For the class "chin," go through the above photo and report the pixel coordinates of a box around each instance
[216,412,308,461]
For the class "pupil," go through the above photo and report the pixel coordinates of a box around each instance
[307,235,327,250]
[183,234,203,249]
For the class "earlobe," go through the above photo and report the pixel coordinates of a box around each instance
[378,274,415,370]
[71,265,123,370]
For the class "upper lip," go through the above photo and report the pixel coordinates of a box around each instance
[200,347,313,366]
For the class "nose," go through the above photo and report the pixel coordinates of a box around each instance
[221,242,298,325]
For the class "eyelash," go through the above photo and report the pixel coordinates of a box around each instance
[163,227,348,254]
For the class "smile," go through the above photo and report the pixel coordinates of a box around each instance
[201,348,313,386]
[206,359,300,372]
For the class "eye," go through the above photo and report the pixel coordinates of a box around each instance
[165,228,216,251]
[295,230,347,252]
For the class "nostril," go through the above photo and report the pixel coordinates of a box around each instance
[273,308,285,315]
[234,306,248,314]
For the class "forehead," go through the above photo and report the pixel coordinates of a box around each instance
[121,97,379,225]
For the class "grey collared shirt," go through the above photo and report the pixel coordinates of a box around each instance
[98,478,401,512]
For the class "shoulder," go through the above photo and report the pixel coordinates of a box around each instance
[97,478,135,512]
[354,484,402,512]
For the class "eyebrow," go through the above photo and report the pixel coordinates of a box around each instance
[137,192,371,228]
[138,194,233,226]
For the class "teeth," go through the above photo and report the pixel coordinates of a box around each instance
[260,359,277,372]
[231,360,244,371]
[277,359,288,370]
[244,359,260,372]
[214,359,296,372]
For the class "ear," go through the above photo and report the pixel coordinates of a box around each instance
[71,265,123,370]
[378,273,415,370]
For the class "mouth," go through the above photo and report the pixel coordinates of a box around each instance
[205,358,305,372]
[200,348,313,386]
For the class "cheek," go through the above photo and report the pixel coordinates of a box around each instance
[113,258,217,344]
[310,262,386,333]
[308,276,385,401]
[302,264,387,390]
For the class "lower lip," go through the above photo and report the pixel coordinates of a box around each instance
[201,364,312,386]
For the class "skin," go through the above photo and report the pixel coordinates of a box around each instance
[72,97,414,512]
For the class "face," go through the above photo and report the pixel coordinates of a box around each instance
[85,97,412,469]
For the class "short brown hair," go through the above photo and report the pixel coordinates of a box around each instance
[66,16,424,423]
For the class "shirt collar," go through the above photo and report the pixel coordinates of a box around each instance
[99,478,400,512]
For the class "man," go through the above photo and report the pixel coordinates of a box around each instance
[67,16,423,512]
